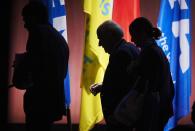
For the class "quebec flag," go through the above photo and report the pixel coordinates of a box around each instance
[42,0,71,108]
[157,0,191,130]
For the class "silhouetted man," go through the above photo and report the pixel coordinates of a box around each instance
[90,20,139,131]
[21,2,69,131]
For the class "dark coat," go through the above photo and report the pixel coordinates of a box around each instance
[100,39,139,121]
[134,39,174,131]
[24,24,69,121]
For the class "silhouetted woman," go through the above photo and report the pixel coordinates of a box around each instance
[129,17,174,131]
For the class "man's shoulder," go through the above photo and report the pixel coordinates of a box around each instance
[32,24,57,33]
[32,24,65,41]
[35,25,56,33]
[117,41,139,57]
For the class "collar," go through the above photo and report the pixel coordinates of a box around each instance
[110,39,125,55]
[141,38,156,49]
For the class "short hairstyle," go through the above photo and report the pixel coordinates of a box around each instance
[97,20,124,41]
[22,1,49,24]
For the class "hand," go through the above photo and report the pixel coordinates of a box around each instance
[90,83,102,96]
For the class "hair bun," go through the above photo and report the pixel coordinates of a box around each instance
[152,27,162,40]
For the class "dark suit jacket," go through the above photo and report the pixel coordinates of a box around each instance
[192,102,195,124]
[24,24,69,121]
[100,39,139,120]
[134,39,174,130]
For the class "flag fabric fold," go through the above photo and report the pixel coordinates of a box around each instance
[112,0,140,42]
[157,0,191,130]
[79,0,113,130]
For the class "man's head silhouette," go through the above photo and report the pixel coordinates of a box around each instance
[22,1,49,30]
[97,20,124,54]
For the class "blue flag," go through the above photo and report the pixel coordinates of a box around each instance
[42,0,71,108]
[157,0,191,130]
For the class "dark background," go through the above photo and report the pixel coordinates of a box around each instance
[0,0,194,129]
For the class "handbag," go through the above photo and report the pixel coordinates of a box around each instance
[114,76,149,127]
[12,53,33,89]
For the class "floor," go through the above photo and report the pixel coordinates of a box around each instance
[6,124,107,131]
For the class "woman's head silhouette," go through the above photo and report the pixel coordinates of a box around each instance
[129,17,161,47]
